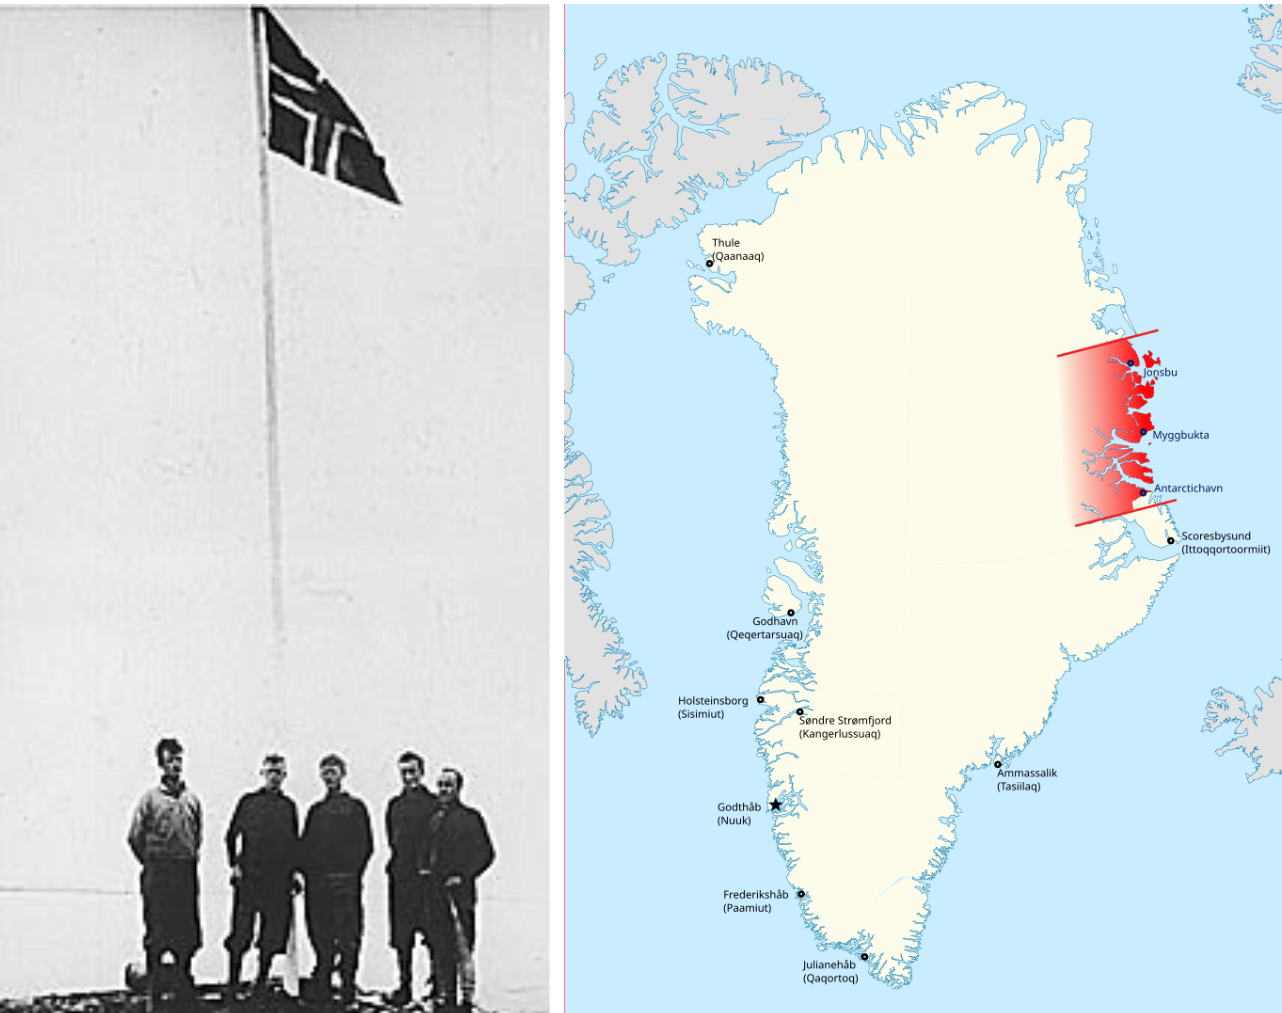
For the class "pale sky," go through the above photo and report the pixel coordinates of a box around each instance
[0,7,549,1005]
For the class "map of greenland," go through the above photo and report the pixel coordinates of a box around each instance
[690,83,1178,986]
[1203,677,1282,782]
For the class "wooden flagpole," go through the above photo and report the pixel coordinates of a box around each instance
[249,7,300,998]
[249,5,288,704]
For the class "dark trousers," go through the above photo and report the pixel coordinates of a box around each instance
[389,872,430,990]
[142,860,202,960]
[141,861,201,1000]
[305,873,363,993]
[425,882,476,1005]
[225,869,293,961]
[388,872,429,951]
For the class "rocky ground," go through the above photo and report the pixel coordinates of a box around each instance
[0,987,484,1013]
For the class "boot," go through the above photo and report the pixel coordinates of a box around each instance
[338,973,356,1009]
[176,954,199,1010]
[309,951,335,1005]
[252,954,272,1000]
[428,957,455,1011]
[145,951,163,1013]
[226,952,244,1004]
[337,948,358,1009]
[388,949,412,1006]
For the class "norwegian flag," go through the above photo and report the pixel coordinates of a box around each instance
[260,7,399,204]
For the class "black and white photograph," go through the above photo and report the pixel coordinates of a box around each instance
[0,8,550,1013]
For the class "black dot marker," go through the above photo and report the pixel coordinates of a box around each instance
[797,890,805,898]
[705,259,714,268]
[860,953,869,961]
[787,609,796,616]
[757,695,765,704]
[1167,536,1175,545]
[796,708,804,716]
[994,760,1002,769]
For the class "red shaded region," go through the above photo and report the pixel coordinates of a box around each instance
[1121,411,1151,441]
[1128,379,1155,405]
[1143,350,1161,368]
[1118,452,1153,484]
[1092,442,1154,484]
[1058,336,1159,524]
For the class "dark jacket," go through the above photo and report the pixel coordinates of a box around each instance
[225,787,299,872]
[385,785,436,878]
[300,791,373,878]
[423,802,494,884]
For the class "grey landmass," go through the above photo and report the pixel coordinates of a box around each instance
[565,256,594,314]
[1240,7,1282,111]
[564,174,640,265]
[1239,43,1282,111]
[564,163,577,181]
[564,91,574,126]
[594,53,607,70]
[583,55,669,161]
[1203,677,1282,782]
[1248,4,1281,43]
[565,52,828,267]
[667,53,830,164]
[564,355,646,733]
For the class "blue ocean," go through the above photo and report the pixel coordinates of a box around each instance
[566,5,1282,1009]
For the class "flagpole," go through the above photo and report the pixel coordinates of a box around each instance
[249,5,289,731]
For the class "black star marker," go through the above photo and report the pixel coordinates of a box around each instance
[770,798,782,810]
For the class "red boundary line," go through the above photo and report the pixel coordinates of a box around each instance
[1057,328,1159,358]
[1075,498,1176,527]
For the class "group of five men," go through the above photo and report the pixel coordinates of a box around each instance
[127,738,495,1011]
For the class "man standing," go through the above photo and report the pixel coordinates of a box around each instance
[300,754,373,1008]
[128,737,203,1009]
[385,751,436,1005]
[423,768,494,1012]
[223,753,299,1001]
